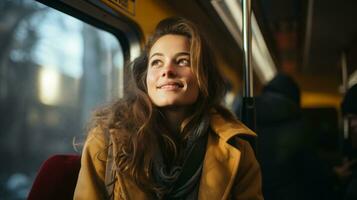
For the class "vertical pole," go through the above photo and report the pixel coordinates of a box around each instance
[241,0,257,152]
[341,51,350,158]
[341,51,348,139]
[242,0,253,98]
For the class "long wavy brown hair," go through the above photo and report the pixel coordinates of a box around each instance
[92,17,234,195]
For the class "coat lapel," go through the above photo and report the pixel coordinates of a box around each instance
[198,114,256,200]
[198,133,241,200]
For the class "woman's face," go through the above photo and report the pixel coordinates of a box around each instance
[146,34,199,108]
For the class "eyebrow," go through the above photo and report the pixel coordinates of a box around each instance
[149,53,164,59]
[149,52,190,59]
[175,52,190,57]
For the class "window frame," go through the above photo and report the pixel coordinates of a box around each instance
[35,0,143,95]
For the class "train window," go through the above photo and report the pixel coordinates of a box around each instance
[0,1,124,199]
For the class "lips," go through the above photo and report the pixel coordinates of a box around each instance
[157,81,184,89]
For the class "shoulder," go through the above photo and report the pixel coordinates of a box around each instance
[86,126,107,146]
[82,126,109,161]
[231,136,263,199]
[75,127,109,199]
[209,112,256,143]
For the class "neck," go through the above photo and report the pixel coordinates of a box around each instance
[161,106,191,135]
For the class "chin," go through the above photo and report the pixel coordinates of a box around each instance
[155,100,180,107]
[154,99,194,108]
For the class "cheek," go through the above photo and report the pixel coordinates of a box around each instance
[146,71,156,90]
[192,83,200,100]
[187,74,200,98]
[189,72,199,88]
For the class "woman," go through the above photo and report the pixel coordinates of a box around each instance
[74,17,263,200]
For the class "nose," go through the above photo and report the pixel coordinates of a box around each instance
[161,61,177,77]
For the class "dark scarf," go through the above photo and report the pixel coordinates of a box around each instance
[152,132,208,199]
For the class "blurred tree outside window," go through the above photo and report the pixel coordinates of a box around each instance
[0,0,125,199]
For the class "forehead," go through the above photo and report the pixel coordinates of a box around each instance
[149,34,190,57]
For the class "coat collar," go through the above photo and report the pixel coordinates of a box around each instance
[198,113,256,200]
[210,113,256,142]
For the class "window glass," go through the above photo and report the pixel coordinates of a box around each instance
[0,1,124,199]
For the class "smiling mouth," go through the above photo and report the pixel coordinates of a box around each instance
[157,82,184,89]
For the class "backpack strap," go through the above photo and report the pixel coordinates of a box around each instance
[104,129,130,200]
[104,129,115,200]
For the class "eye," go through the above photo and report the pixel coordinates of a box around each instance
[150,59,163,68]
[177,58,190,67]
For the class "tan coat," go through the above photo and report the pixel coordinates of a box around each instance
[74,114,263,200]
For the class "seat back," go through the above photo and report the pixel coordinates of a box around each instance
[28,154,81,200]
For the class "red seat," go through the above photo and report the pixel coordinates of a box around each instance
[28,154,81,200]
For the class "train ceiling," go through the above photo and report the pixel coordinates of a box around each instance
[259,0,357,77]
[167,0,357,105]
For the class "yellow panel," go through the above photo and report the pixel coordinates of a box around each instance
[301,91,342,109]
[101,0,136,15]
[100,0,177,41]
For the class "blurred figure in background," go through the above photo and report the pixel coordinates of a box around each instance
[254,73,352,200]
[342,84,357,200]
[254,73,307,200]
